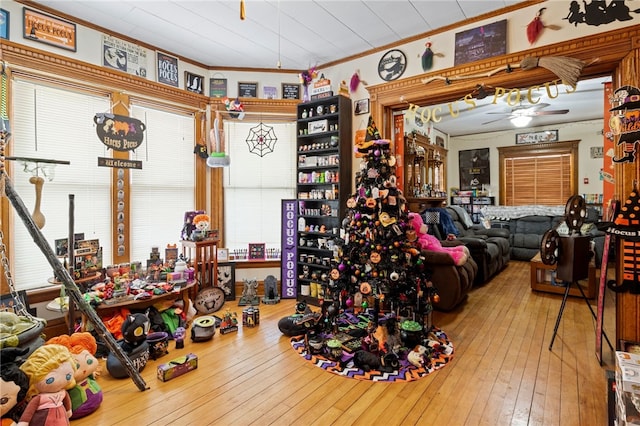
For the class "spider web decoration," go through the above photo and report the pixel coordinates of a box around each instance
[246,122,277,157]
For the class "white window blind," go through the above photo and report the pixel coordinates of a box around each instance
[10,80,112,290]
[129,105,195,263]
[223,121,296,251]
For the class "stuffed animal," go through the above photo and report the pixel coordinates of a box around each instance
[352,350,400,373]
[1,348,30,426]
[407,212,469,266]
[190,214,210,241]
[106,313,150,379]
[407,345,431,368]
[17,344,76,426]
[45,333,102,419]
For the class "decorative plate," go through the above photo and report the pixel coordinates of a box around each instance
[194,286,225,314]
[378,49,407,82]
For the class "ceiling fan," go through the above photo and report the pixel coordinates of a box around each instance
[482,103,569,126]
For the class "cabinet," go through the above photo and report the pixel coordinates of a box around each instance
[403,133,447,210]
[450,195,495,224]
[296,95,352,306]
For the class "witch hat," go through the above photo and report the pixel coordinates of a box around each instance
[610,85,640,111]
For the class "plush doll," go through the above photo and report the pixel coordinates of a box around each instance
[190,214,210,241]
[106,313,150,379]
[407,212,469,266]
[1,348,30,426]
[17,344,76,426]
[46,333,102,419]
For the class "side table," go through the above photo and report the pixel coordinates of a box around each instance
[181,239,218,291]
[530,252,596,299]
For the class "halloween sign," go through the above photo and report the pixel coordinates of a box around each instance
[94,113,146,152]
[609,85,640,163]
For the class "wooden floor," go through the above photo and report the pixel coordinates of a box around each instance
[73,260,616,426]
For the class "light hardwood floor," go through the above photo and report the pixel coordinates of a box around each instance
[73,260,616,426]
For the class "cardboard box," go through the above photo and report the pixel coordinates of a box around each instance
[157,353,198,382]
[617,351,640,368]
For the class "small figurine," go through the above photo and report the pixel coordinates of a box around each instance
[261,275,280,304]
[238,278,260,306]
[18,344,77,426]
[190,214,210,241]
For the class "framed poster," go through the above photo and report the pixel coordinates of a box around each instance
[216,262,236,301]
[102,35,148,77]
[459,148,490,190]
[156,51,179,87]
[238,81,258,98]
[217,248,229,262]
[454,19,506,66]
[282,83,300,100]
[23,8,77,51]
[0,9,9,40]
[185,71,204,94]
[263,86,277,99]
[354,99,369,115]
[515,130,559,144]
[248,243,266,260]
[209,78,227,98]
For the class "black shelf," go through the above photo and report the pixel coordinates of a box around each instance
[295,94,351,306]
[450,195,495,224]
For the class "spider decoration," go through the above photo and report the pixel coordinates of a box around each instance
[245,122,278,157]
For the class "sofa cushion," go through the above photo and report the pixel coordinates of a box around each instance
[512,215,553,235]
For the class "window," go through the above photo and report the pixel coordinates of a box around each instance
[10,80,111,290]
[223,120,296,253]
[498,140,579,206]
[129,104,195,263]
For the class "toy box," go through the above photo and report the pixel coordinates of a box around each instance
[157,353,198,382]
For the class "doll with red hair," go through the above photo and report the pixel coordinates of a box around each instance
[407,212,469,266]
[46,333,103,419]
[190,214,210,241]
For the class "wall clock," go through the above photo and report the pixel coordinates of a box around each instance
[194,286,225,314]
[378,49,407,82]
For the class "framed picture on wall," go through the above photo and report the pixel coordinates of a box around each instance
[216,262,236,301]
[23,8,77,51]
[458,148,490,190]
[185,71,204,94]
[0,9,9,40]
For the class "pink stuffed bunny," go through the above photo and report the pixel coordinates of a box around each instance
[408,212,469,266]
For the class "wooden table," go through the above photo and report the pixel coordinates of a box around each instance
[530,252,597,299]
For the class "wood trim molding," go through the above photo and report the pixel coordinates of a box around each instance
[368,24,640,137]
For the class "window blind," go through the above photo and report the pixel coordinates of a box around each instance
[223,121,296,251]
[504,154,572,206]
[10,80,112,290]
[129,105,195,264]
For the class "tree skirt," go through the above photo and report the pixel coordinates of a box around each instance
[290,327,454,382]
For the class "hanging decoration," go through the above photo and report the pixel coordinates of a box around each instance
[349,70,367,93]
[525,7,560,44]
[422,55,588,88]
[245,122,277,157]
[608,85,640,163]
[419,41,444,72]
[563,0,640,26]
[207,112,230,167]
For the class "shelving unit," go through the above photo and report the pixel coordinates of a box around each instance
[296,95,352,306]
[450,195,495,223]
[403,133,447,207]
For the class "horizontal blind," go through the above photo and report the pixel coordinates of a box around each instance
[223,121,296,250]
[505,154,571,206]
[129,105,195,264]
[10,80,112,290]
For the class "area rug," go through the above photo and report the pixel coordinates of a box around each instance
[290,327,454,382]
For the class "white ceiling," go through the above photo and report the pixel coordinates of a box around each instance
[34,0,523,70]
[31,0,606,136]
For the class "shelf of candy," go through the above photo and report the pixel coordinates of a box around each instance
[298,153,339,169]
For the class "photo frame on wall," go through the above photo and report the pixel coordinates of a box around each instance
[238,81,258,98]
[459,148,490,190]
[216,263,236,301]
[185,71,204,94]
[354,99,369,115]
[515,130,559,145]
[156,51,179,87]
[23,8,77,51]
[0,9,9,40]
[282,83,300,100]
[454,19,506,66]
[209,77,227,98]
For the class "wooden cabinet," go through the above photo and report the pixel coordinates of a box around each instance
[403,133,447,211]
[296,95,352,306]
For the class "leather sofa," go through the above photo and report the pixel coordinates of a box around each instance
[423,207,511,285]
[422,249,477,312]
[484,206,605,265]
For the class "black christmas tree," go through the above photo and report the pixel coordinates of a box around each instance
[326,117,438,338]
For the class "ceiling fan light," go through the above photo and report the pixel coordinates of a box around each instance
[511,115,532,127]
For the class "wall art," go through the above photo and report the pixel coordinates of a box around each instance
[23,8,76,51]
